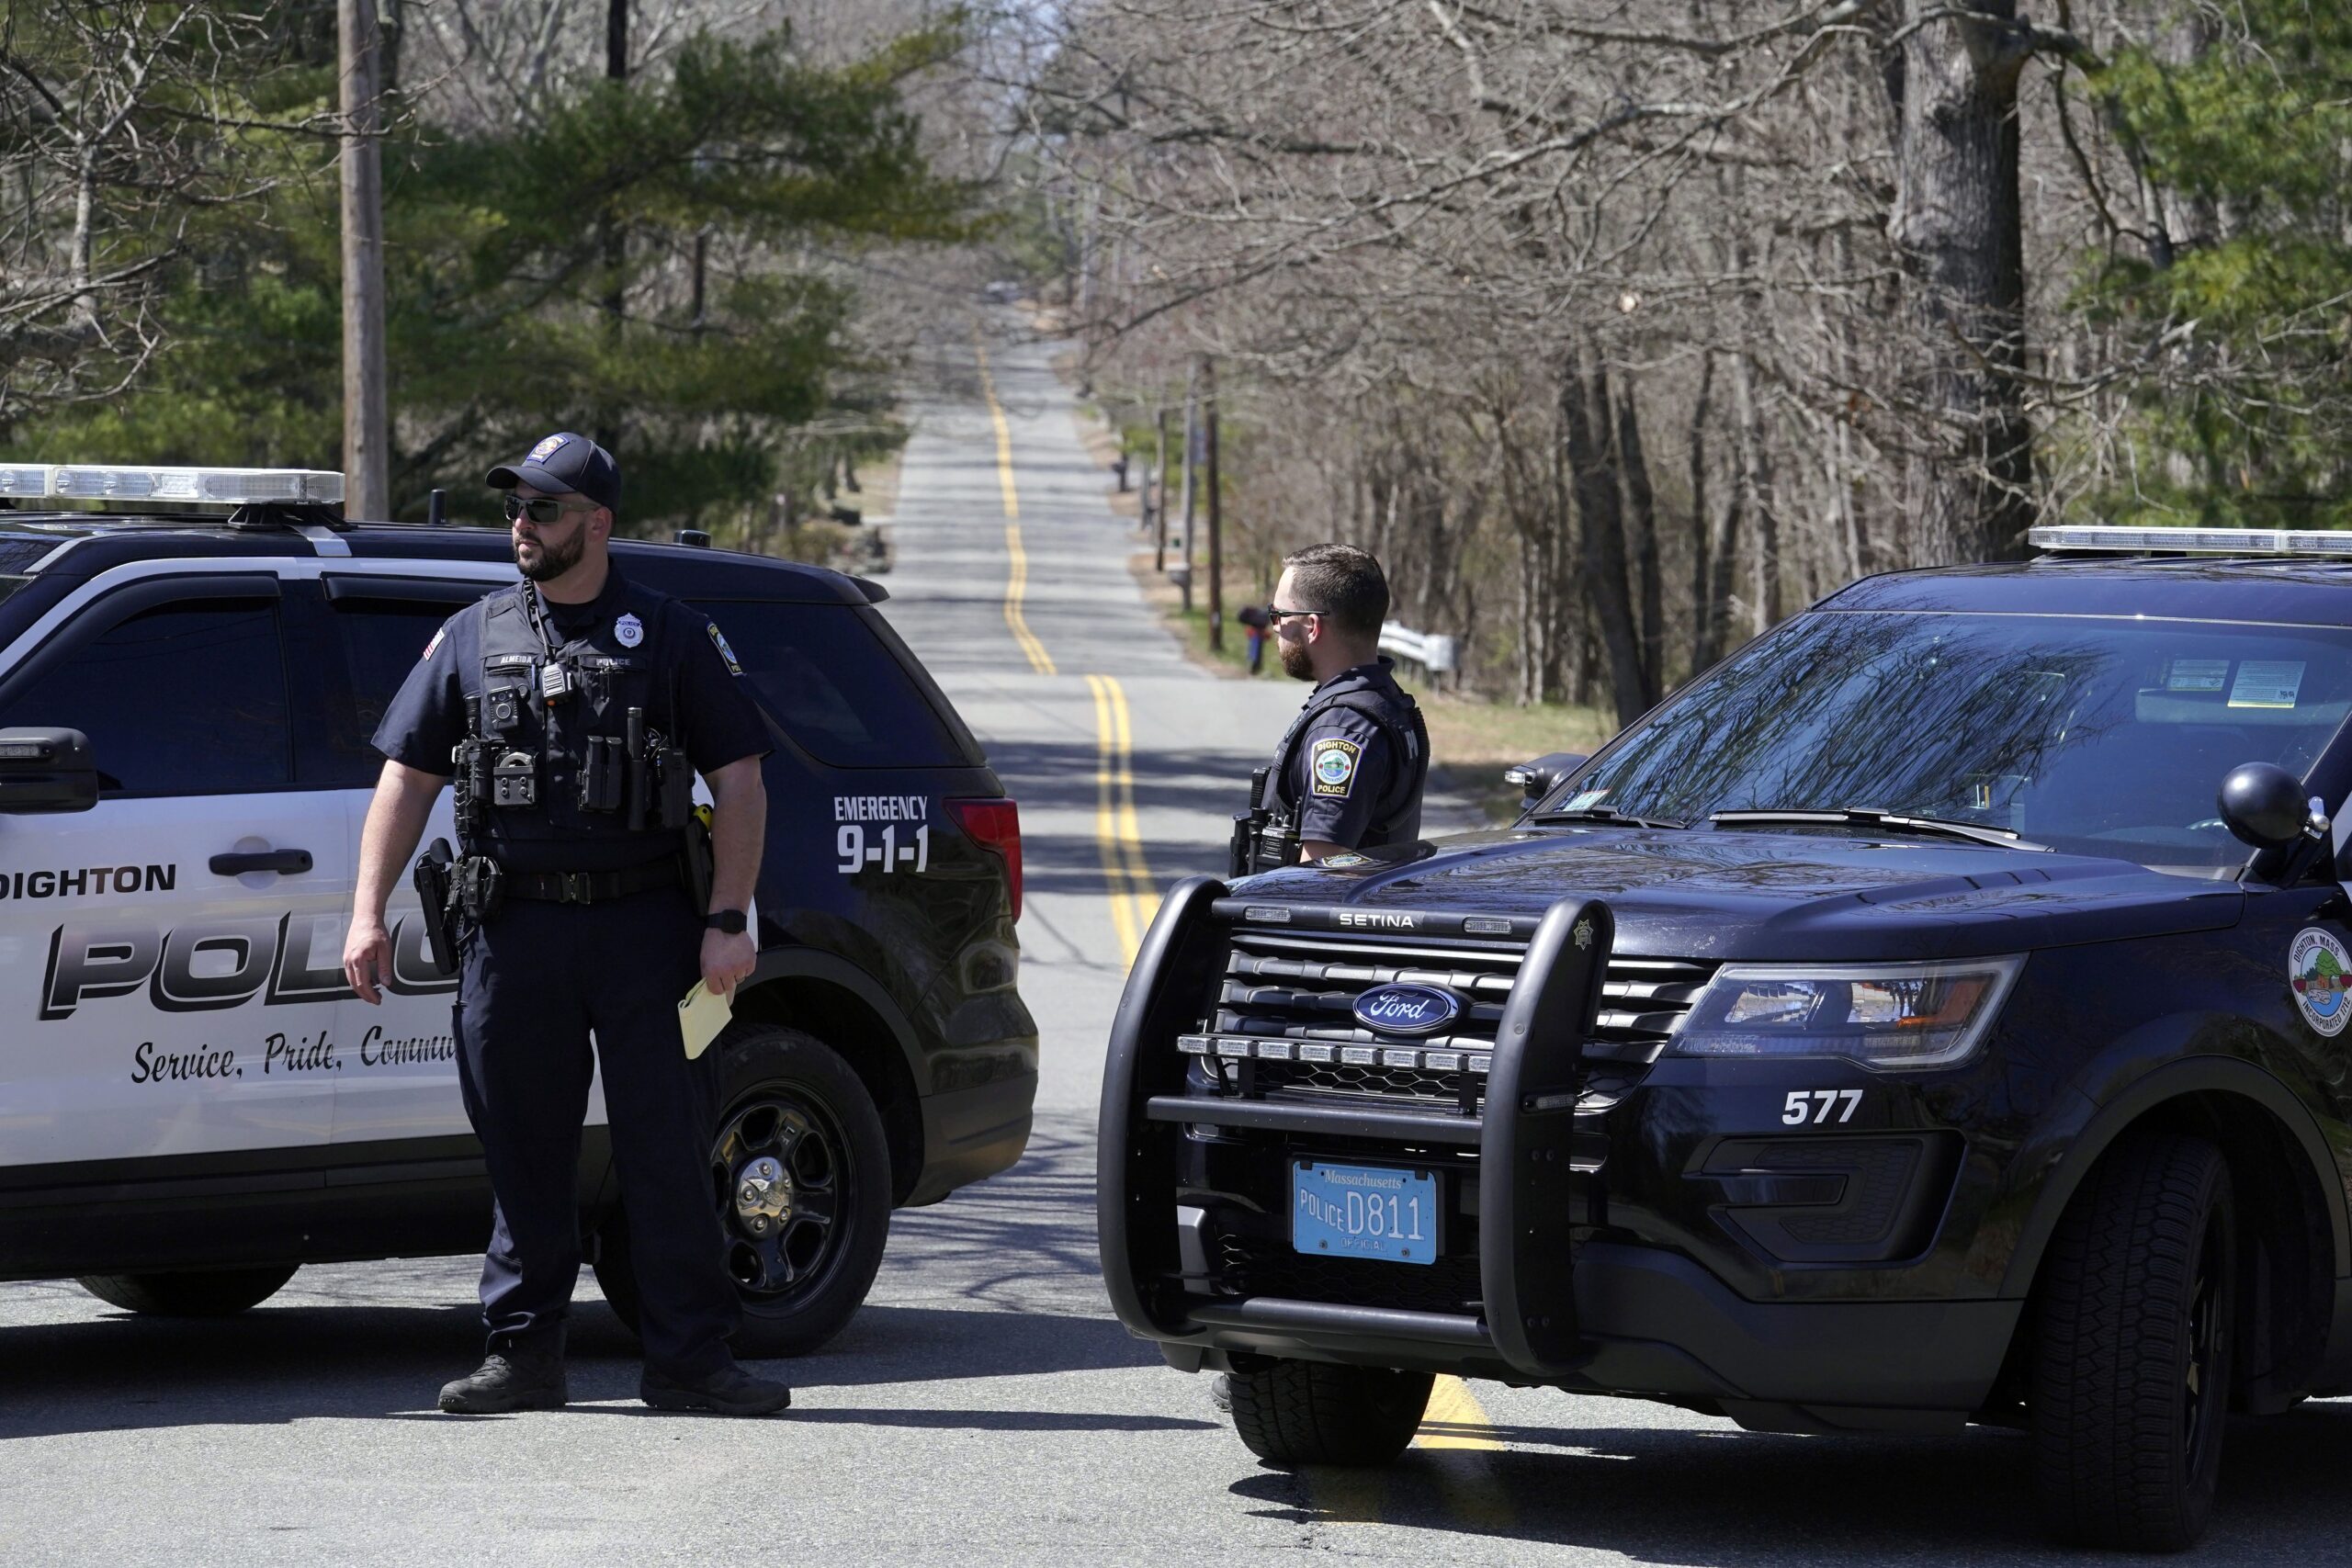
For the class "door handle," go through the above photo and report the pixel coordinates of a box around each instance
[209,849,313,876]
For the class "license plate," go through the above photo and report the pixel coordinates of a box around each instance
[1291,1159,1439,1265]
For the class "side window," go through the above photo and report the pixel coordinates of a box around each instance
[314,598,462,786]
[693,601,963,768]
[0,598,290,795]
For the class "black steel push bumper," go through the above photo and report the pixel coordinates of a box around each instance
[1095,877,1613,1383]
[1094,879,2021,1431]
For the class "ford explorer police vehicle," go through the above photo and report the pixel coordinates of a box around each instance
[1100,525,2352,1552]
[0,462,1034,1356]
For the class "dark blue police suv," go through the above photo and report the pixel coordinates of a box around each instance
[1101,525,2352,1551]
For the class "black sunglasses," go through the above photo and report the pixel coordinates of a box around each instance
[1265,606,1325,626]
[503,492,595,525]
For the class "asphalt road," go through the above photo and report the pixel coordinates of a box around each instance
[8,318,2352,1563]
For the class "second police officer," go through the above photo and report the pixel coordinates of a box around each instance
[341,432,794,1416]
[1233,543,1430,874]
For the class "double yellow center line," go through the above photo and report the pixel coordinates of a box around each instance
[974,334,1054,677]
[1086,673,1159,964]
[975,333,1148,948]
[1312,1375,1516,1527]
[1002,523,1054,676]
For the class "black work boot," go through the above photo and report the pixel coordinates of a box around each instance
[437,1349,569,1414]
[639,1361,793,1416]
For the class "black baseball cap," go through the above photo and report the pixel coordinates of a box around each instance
[486,432,620,513]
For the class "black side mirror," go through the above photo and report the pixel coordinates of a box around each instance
[1503,751,1589,812]
[2219,761,2313,849]
[0,728,97,814]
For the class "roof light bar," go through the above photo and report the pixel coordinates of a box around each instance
[0,463,344,507]
[2030,525,2352,558]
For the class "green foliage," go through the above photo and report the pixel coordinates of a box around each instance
[6,19,978,533]
[2079,5,2352,528]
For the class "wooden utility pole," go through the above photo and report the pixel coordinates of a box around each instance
[595,0,628,452]
[1152,408,1170,571]
[1177,360,1199,613]
[1204,357,1223,651]
[338,0,390,520]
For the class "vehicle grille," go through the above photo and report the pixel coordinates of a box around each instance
[1216,1232,1483,1315]
[1182,930,1715,1108]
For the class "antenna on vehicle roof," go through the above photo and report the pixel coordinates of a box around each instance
[677,529,712,548]
[428,489,447,527]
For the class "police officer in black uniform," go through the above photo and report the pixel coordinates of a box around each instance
[1236,543,1429,872]
[343,433,792,1417]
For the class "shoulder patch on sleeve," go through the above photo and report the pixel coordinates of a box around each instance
[707,622,743,676]
[1310,737,1361,797]
[423,626,446,660]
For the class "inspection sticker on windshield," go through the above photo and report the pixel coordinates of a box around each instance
[1562,789,1609,812]
[2290,929,2352,1037]
[2165,658,2229,693]
[2230,660,2306,709]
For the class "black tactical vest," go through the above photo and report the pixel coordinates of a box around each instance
[1272,665,1432,849]
[458,579,688,863]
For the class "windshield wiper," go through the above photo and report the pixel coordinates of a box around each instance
[1533,805,1687,829]
[1708,807,2047,852]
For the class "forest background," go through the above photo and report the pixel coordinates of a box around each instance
[5,3,2348,721]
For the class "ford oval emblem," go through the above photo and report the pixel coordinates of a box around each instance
[1351,983,1465,1037]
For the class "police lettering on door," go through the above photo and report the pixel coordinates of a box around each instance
[835,795,932,875]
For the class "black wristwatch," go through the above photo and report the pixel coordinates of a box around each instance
[704,908,748,936]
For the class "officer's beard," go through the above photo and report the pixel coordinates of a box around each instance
[514,526,586,582]
[1280,639,1316,681]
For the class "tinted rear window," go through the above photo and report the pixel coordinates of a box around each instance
[695,600,964,768]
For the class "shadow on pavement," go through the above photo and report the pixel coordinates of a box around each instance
[0,1290,1152,1439]
[1229,1407,2352,1562]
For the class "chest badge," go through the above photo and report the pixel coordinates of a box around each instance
[615,613,644,649]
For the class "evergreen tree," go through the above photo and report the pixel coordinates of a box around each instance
[7,18,979,533]
[2087,5,2352,526]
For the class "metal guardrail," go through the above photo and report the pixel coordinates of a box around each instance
[1380,621,1458,675]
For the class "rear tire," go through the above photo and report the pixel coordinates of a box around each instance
[2030,1131,2236,1552]
[1227,1358,1431,1466]
[77,1265,298,1317]
[596,1023,892,1359]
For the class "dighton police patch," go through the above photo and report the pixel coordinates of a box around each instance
[707,622,744,676]
[1309,737,1361,797]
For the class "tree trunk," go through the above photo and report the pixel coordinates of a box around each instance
[1687,351,1718,674]
[1560,343,1649,727]
[1891,0,2036,563]
[1729,347,1778,636]
[1614,384,1665,705]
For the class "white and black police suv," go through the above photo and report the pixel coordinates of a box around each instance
[0,462,1033,1355]
[1102,525,2352,1551]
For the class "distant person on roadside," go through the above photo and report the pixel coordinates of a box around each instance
[1238,603,1269,675]
[1237,544,1429,870]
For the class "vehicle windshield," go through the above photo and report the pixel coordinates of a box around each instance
[1554,610,2352,875]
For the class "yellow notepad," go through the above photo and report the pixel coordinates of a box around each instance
[678,980,733,1060]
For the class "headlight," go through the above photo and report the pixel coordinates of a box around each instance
[1670,956,2024,1068]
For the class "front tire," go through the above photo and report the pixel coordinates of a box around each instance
[77,1264,298,1317]
[1227,1359,1432,1466]
[595,1022,892,1359]
[2030,1131,2236,1552]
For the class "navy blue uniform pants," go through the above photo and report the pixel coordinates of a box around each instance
[453,886,738,1378]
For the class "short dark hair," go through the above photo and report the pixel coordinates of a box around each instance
[1282,543,1389,639]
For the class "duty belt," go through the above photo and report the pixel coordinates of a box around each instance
[502,857,681,906]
